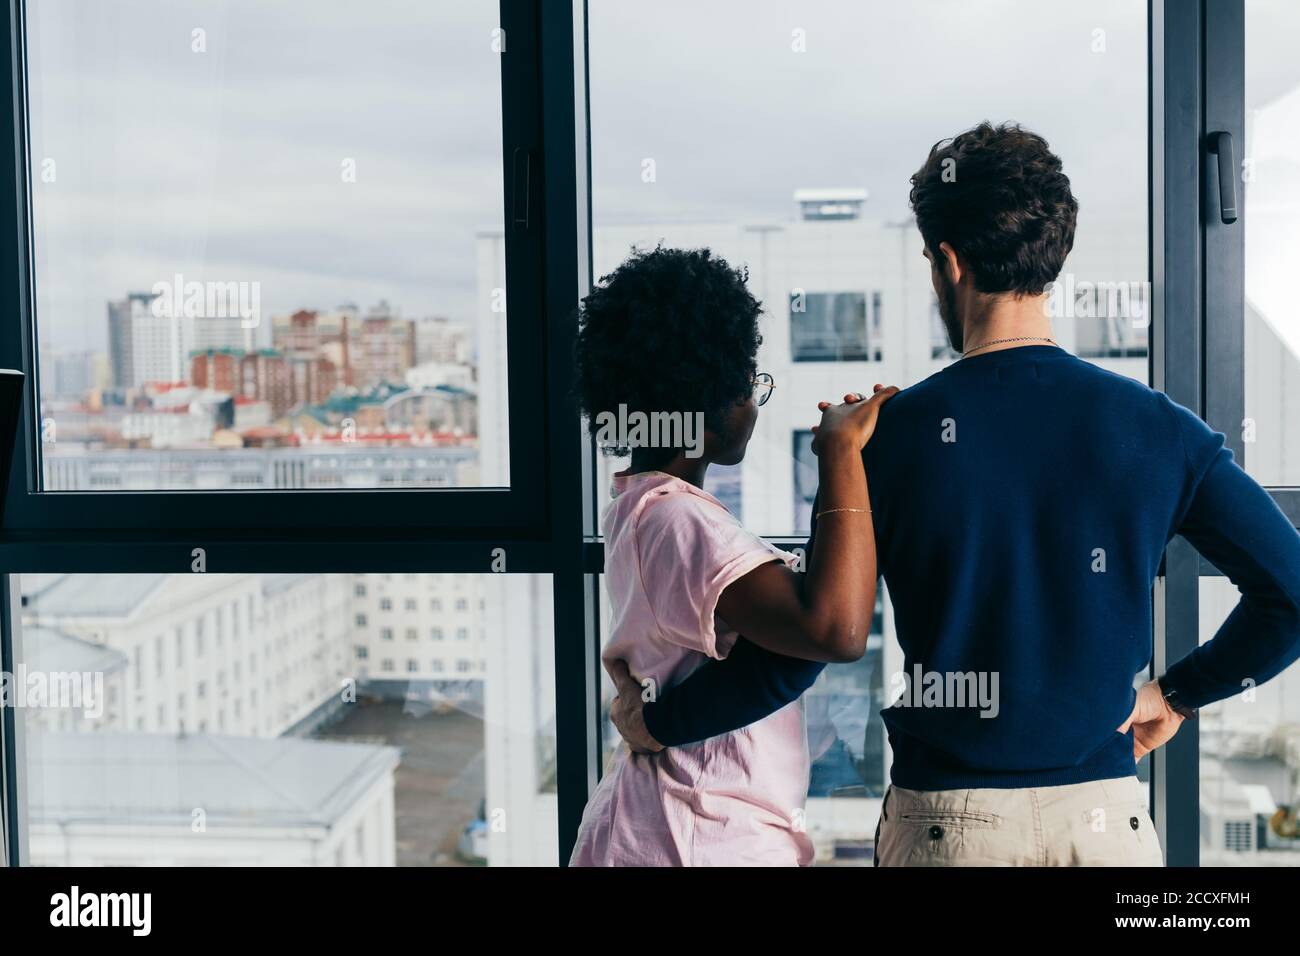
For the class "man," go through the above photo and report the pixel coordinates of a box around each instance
[609,122,1300,866]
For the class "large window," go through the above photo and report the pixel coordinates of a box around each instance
[26,1,511,493]
[1241,0,1300,487]
[582,0,1152,866]
[588,0,1149,538]
[13,572,555,866]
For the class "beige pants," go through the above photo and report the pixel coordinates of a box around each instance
[874,776,1163,867]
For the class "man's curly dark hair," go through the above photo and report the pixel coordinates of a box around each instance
[574,246,762,465]
[909,121,1078,296]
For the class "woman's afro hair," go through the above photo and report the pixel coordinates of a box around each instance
[574,246,763,458]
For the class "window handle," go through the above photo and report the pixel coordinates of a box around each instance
[1208,131,1238,224]
[512,147,533,231]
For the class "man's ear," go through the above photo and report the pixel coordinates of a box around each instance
[938,241,964,286]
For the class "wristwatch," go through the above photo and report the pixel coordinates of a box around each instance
[1157,674,1198,720]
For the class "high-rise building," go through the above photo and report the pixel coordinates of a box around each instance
[288,354,338,407]
[272,308,351,375]
[107,292,156,388]
[108,291,196,389]
[415,315,472,366]
[272,304,415,391]
[193,314,252,354]
[39,348,101,400]
[350,574,486,685]
[351,302,416,389]
[190,348,240,394]
[238,350,293,417]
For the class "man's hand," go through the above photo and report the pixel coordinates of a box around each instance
[609,659,664,755]
[1118,680,1185,760]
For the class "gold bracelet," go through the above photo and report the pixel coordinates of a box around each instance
[815,507,872,518]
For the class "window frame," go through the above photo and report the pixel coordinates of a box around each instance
[1149,0,1204,867]
[0,0,549,538]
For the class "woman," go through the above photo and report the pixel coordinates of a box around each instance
[568,246,895,866]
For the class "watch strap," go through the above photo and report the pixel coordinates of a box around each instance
[1157,674,1198,720]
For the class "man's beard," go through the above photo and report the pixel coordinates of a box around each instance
[938,275,963,352]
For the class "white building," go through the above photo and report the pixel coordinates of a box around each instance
[475,228,511,487]
[482,573,557,866]
[21,573,352,738]
[20,570,559,867]
[349,573,487,685]
[120,407,217,448]
[415,316,473,366]
[192,315,253,354]
[131,307,193,387]
[26,732,398,866]
[232,397,273,430]
[15,625,128,734]
[405,360,475,392]
[342,571,558,865]
[42,444,480,492]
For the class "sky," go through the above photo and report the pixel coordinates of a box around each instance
[589,0,1149,227]
[23,0,1300,361]
[27,0,504,352]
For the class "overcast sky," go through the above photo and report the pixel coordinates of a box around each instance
[24,0,1299,358]
[28,0,504,352]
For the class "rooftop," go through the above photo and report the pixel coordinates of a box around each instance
[27,731,399,829]
[20,625,128,675]
[22,573,166,619]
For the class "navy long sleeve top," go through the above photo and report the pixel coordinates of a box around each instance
[642,346,1300,790]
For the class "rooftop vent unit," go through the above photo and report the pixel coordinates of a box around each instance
[795,188,868,221]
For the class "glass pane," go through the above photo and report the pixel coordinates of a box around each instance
[597,570,1152,866]
[1198,576,1300,863]
[1244,0,1300,486]
[597,574,888,866]
[16,573,554,866]
[589,0,1148,536]
[27,1,510,491]
[805,598,887,866]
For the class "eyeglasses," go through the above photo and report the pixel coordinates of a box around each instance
[753,371,775,407]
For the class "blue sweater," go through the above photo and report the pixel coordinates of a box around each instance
[642,345,1300,790]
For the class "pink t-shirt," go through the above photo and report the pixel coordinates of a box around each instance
[569,471,814,867]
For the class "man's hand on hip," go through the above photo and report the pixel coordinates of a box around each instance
[1118,679,1185,760]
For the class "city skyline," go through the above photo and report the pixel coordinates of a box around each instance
[39,291,481,482]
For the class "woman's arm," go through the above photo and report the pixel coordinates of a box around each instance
[611,481,837,750]
[713,386,894,664]
[609,387,895,753]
